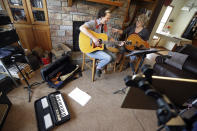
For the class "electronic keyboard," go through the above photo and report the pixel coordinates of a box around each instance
[34,91,70,131]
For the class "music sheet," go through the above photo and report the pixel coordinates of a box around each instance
[68,87,91,106]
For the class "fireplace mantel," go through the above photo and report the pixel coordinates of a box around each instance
[86,0,123,7]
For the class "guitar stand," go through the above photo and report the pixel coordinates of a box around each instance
[11,55,44,102]
[113,54,146,94]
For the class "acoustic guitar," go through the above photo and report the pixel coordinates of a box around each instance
[79,29,131,53]
[50,72,62,85]
[125,34,149,51]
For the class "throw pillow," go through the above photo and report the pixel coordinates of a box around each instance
[165,52,188,70]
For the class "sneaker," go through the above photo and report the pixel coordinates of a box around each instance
[96,69,102,77]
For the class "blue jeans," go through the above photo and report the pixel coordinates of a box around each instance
[86,50,112,70]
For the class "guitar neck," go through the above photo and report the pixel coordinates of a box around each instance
[102,41,122,45]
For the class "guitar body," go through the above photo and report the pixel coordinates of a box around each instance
[79,30,107,53]
[125,34,149,51]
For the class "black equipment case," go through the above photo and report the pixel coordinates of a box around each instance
[40,55,82,89]
[34,91,70,131]
[0,91,12,130]
[0,29,19,48]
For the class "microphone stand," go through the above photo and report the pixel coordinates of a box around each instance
[11,54,44,102]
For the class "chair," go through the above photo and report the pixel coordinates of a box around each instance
[119,52,142,73]
[81,53,116,82]
[81,53,96,82]
[119,52,129,72]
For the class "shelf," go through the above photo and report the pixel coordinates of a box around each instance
[32,7,44,11]
[137,0,155,3]
[86,0,123,7]
[10,5,23,9]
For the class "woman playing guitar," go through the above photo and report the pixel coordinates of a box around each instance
[114,14,150,74]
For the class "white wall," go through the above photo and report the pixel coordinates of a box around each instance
[150,0,195,49]
[170,9,196,37]
[166,0,187,31]
[149,6,167,46]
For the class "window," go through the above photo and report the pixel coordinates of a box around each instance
[156,6,173,33]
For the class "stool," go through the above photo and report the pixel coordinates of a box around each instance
[119,52,130,72]
[119,52,142,73]
[81,53,116,82]
[81,53,96,82]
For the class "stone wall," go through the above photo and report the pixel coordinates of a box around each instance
[46,0,127,49]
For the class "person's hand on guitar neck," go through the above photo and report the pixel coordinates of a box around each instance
[119,41,125,47]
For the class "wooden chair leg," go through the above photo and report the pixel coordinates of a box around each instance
[92,58,96,82]
[135,57,142,73]
[113,62,116,72]
[104,65,108,74]
[119,55,126,72]
[81,53,85,71]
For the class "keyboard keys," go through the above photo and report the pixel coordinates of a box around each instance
[50,94,61,122]
[49,93,69,123]
[55,94,69,118]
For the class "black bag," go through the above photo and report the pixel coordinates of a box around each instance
[0,73,14,94]
[25,54,40,71]
[0,30,19,48]
[40,55,82,89]
[0,13,12,25]
[0,91,12,130]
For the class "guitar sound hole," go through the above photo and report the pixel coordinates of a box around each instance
[98,39,102,44]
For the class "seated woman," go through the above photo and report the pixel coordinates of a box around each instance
[114,14,150,74]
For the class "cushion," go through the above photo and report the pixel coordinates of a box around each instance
[179,44,197,60]
[165,52,188,70]
[183,58,197,76]
[153,63,197,79]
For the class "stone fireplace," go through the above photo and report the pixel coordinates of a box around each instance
[46,0,127,50]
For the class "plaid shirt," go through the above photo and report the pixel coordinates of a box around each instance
[84,18,113,40]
